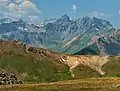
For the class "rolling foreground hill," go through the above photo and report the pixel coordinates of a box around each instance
[0,40,72,83]
[0,40,120,84]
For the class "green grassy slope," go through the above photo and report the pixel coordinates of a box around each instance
[72,56,120,79]
[72,65,100,79]
[0,40,71,83]
[1,40,120,84]
[103,56,120,77]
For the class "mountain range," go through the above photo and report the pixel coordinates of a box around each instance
[0,14,120,55]
[0,15,120,85]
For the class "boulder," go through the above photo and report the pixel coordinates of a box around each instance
[0,71,23,85]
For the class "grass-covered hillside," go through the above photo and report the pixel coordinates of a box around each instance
[0,40,120,84]
[0,40,72,83]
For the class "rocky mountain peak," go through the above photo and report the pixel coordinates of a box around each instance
[58,14,70,22]
[92,17,112,28]
[18,19,25,24]
[0,18,13,24]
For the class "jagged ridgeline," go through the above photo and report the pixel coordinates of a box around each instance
[0,40,120,84]
[0,15,120,55]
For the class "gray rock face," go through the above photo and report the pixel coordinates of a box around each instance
[0,15,120,55]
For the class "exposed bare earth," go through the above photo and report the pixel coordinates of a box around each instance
[60,55,112,77]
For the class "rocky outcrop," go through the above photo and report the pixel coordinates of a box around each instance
[0,71,23,85]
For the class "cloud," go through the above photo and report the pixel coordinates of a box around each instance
[72,4,77,12]
[90,11,107,18]
[0,0,42,24]
[118,9,120,14]
[0,0,8,3]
